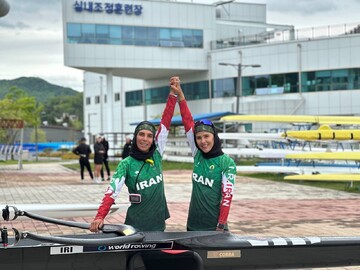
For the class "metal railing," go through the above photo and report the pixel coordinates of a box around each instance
[211,22,360,50]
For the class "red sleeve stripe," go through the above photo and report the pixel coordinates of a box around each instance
[95,193,115,220]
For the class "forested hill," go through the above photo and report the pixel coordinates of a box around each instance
[0,77,78,103]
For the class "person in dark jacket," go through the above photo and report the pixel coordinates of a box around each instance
[72,137,94,181]
[100,135,111,181]
[121,136,132,159]
[94,134,105,184]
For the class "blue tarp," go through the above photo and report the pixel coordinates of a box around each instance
[5,142,76,153]
[130,111,234,126]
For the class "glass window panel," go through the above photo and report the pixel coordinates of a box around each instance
[95,96,100,104]
[148,28,159,40]
[284,72,298,93]
[301,72,316,92]
[146,87,168,104]
[82,24,96,36]
[67,23,81,37]
[213,78,235,98]
[193,30,203,48]
[332,69,348,90]
[109,25,121,38]
[160,28,171,40]
[183,81,209,100]
[270,74,284,87]
[242,76,255,96]
[349,68,360,90]
[255,75,269,88]
[96,25,108,35]
[126,90,142,107]
[82,24,95,43]
[171,29,182,40]
[122,26,134,39]
[182,29,193,37]
[182,29,193,47]
[315,70,331,91]
[96,24,109,44]
[134,26,147,40]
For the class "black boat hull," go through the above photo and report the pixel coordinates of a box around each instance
[2,232,360,269]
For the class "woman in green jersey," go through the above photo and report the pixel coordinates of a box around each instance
[171,78,236,231]
[90,79,178,232]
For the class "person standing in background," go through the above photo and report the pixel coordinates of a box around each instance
[93,134,105,184]
[121,136,132,159]
[72,137,94,182]
[100,135,111,181]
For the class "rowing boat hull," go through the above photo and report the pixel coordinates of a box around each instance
[2,232,360,270]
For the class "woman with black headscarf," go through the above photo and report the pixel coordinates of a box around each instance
[90,78,178,232]
[170,77,236,232]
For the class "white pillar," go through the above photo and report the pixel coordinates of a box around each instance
[106,69,114,132]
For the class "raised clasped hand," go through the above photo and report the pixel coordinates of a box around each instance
[169,76,181,95]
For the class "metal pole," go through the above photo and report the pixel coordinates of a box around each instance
[100,76,104,133]
[18,127,24,170]
[88,113,91,144]
[35,125,38,162]
[236,64,242,114]
[297,44,302,93]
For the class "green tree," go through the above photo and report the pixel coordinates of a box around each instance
[30,128,46,142]
[43,92,83,128]
[0,87,44,145]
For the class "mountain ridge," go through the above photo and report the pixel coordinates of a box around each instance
[0,77,79,103]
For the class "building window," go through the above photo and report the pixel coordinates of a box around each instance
[350,68,360,89]
[145,86,168,105]
[115,93,120,101]
[255,75,270,89]
[331,69,348,90]
[212,78,235,98]
[125,90,143,107]
[86,97,91,105]
[182,81,209,100]
[242,76,256,96]
[67,23,203,48]
[95,95,100,104]
[315,70,331,91]
[284,73,298,93]
[104,94,107,103]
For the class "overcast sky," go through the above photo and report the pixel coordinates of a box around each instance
[1,0,360,91]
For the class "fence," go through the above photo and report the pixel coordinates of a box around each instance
[211,22,360,50]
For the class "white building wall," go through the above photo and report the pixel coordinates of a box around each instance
[62,0,216,79]
[63,0,360,136]
[210,35,360,132]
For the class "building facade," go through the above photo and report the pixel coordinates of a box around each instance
[62,0,360,137]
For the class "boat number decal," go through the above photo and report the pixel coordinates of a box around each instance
[50,246,84,255]
[207,250,241,259]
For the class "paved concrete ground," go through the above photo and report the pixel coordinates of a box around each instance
[1,162,360,269]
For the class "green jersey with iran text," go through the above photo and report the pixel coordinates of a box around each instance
[178,98,236,231]
[187,151,236,231]
[110,150,169,231]
[94,95,177,231]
